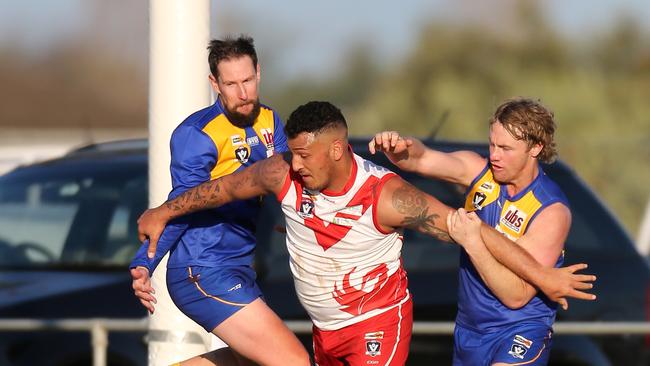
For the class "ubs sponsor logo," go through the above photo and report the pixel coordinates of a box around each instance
[501,205,528,233]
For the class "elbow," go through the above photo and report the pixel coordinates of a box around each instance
[502,297,528,310]
[500,290,534,309]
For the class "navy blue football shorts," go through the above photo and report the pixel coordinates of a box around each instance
[453,322,553,366]
[166,265,263,332]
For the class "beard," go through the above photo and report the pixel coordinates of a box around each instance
[223,99,261,128]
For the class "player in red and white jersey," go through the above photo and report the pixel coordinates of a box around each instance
[279,151,408,331]
[136,101,596,366]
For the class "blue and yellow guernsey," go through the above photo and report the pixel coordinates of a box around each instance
[456,163,569,333]
[131,99,287,272]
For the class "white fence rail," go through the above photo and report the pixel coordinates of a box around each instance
[1,318,650,366]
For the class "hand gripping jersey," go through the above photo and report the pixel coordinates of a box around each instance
[131,99,287,272]
[456,163,569,333]
[277,153,410,331]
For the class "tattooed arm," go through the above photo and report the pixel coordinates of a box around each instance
[137,152,291,257]
[375,175,454,241]
[375,175,596,307]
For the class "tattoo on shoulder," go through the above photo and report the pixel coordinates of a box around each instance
[392,182,452,242]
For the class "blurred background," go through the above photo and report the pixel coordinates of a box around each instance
[0,0,648,240]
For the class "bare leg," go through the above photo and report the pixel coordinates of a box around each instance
[178,348,256,366]
[211,298,310,366]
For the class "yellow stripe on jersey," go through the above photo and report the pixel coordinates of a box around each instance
[201,106,276,180]
[464,168,500,212]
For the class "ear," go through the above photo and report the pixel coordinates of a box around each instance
[530,143,543,159]
[330,139,344,161]
[208,74,221,95]
[256,63,261,83]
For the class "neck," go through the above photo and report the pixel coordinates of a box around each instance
[324,152,354,193]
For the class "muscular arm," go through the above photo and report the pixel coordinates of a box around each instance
[376,176,595,306]
[477,207,595,307]
[450,204,572,308]
[472,203,574,308]
[369,131,485,186]
[376,175,454,241]
[137,152,291,251]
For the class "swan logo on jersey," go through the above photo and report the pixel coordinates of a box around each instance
[365,340,381,357]
[298,198,314,218]
[501,205,528,233]
[235,146,250,164]
[333,264,389,315]
[472,192,487,210]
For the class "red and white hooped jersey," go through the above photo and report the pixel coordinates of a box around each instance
[277,153,410,331]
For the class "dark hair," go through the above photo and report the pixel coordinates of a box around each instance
[285,101,348,139]
[490,97,558,163]
[207,35,258,77]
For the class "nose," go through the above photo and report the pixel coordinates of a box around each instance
[489,147,500,162]
[291,155,303,172]
[237,84,248,101]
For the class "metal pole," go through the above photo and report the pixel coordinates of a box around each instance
[91,321,108,366]
[636,197,650,256]
[148,0,217,365]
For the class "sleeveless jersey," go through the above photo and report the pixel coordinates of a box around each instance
[277,153,410,331]
[130,98,287,272]
[456,163,569,333]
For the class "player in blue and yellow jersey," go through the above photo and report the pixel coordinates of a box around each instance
[369,98,596,365]
[129,36,310,366]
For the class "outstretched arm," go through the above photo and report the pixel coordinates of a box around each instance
[375,176,596,307]
[369,131,485,186]
[137,152,291,256]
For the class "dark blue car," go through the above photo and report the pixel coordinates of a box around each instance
[0,139,648,365]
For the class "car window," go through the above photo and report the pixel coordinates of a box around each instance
[0,166,147,268]
[544,165,636,255]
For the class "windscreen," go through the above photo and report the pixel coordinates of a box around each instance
[0,164,147,269]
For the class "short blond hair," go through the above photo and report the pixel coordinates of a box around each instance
[490,97,558,163]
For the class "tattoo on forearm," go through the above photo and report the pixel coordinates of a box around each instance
[165,179,228,214]
[162,154,289,216]
[392,183,453,242]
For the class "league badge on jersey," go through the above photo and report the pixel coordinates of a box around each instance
[297,198,314,218]
[235,145,250,164]
[365,340,381,357]
[508,343,527,359]
[508,334,532,360]
[472,192,487,210]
